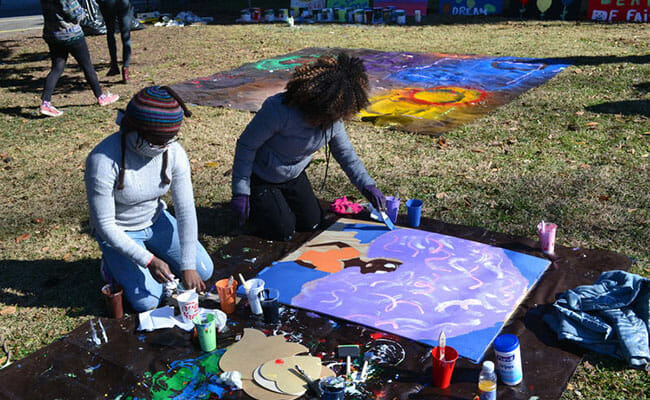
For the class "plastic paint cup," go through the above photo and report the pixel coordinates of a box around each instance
[193,313,217,352]
[354,9,364,23]
[406,199,423,228]
[259,288,280,324]
[177,289,200,323]
[432,346,458,388]
[494,334,523,385]
[385,196,401,224]
[319,376,346,400]
[338,8,347,22]
[414,9,422,23]
[263,9,275,22]
[537,221,557,256]
[101,284,124,319]
[246,278,265,315]
[215,278,238,314]
[395,9,406,25]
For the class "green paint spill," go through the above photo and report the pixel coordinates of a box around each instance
[254,54,320,71]
[127,350,226,400]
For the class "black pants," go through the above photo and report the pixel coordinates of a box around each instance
[42,38,102,102]
[98,0,132,67]
[250,171,323,241]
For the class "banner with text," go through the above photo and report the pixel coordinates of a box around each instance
[588,0,649,22]
[440,0,503,16]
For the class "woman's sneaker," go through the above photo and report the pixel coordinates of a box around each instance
[40,101,63,117]
[97,92,119,106]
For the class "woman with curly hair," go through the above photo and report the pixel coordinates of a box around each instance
[230,52,386,241]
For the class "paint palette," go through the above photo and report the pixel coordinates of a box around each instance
[257,218,551,362]
[171,47,569,135]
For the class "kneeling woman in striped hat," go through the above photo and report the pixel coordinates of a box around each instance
[85,86,214,312]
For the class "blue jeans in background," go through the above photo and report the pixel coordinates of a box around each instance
[96,210,214,312]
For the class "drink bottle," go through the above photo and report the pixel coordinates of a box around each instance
[478,360,497,400]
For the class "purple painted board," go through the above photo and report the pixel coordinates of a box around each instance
[170,47,569,136]
[257,218,551,362]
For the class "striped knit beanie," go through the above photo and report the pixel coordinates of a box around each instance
[124,86,190,139]
[117,86,192,190]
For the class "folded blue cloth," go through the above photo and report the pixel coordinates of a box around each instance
[544,270,650,368]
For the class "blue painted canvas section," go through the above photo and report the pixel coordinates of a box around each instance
[503,248,550,289]
[257,261,330,303]
[387,56,569,92]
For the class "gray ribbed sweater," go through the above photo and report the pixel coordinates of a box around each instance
[85,131,197,270]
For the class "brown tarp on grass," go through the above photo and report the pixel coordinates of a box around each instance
[0,211,632,400]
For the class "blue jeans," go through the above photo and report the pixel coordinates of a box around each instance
[96,210,214,312]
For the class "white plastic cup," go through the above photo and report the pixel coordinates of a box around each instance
[177,289,199,323]
[246,278,265,315]
[494,334,523,385]
[414,9,421,23]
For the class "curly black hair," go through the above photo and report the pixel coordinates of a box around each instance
[283,52,370,129]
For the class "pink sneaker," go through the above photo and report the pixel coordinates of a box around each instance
[97,92,119,106]
[40,101,63,117]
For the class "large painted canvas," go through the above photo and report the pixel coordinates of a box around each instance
[256,218,551,362]
[171,48,569,136]
[374,0,429,15]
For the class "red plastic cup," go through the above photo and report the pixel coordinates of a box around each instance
[432,346,458,388]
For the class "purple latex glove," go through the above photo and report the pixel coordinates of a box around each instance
[361,185,386,211]
[230,194,250,225]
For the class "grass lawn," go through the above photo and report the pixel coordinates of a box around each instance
[0,19,648,399]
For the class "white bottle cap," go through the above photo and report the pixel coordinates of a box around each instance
[482,360,495,372]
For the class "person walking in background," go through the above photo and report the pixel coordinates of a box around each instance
[97,0,133,83]
[40,0,119,117]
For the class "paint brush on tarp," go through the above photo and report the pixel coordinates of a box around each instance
[97,319,108,343]
[238,273,250,295]
[89,320,101,346]
[438,330,446,361]
[367,203,395,230]
[346,355,352,377]
[294,364,322,397]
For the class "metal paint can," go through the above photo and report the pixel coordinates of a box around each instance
[395,9,406,25]
[313,9,322,21]
[338,8,347,22]
[278,8,288,21]
[354,9,364,23]
[363,8,373,23]
[264,9,275,22]
[373,7,383,23]
[251,7,262,21]
[414,9,422,23]
[240,9,251,22]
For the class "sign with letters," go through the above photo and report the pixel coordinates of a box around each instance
[588,0,649,22]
